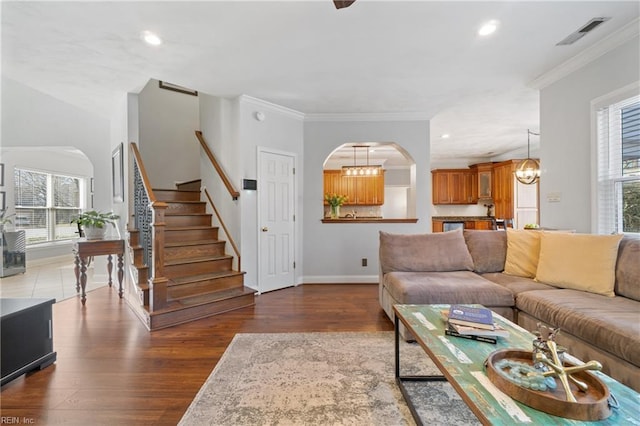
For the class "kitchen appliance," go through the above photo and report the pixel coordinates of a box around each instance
[443,222,465,232]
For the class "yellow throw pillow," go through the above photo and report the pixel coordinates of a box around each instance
[535,233,623,297]
[504,228,541,278]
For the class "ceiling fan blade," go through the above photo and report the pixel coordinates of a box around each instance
[333,0,356,9]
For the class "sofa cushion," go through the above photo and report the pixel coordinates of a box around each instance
[615,236,640,301]
[481,272,557,295]
[504,229,541,278]
[535,232,623,297]
[379,229,474,273]
[516,289,640,367]
[463,230,506,273]
[383,270,514,307]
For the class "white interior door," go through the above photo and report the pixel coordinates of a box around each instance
[258,150,295,293]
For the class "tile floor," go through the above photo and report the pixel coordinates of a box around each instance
[0,256,108,302]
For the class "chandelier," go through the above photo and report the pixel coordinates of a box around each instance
[515,129,540,185]
[341,145,382,177]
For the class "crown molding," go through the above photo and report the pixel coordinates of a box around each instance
[304,112,430,122]
[239,94,305,121]
[530,18,639,90]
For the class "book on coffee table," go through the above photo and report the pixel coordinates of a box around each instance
[447,304,494,330]
[448,322,510,338]
[444,326,498,344]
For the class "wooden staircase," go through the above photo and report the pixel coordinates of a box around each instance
[128,182,255,330]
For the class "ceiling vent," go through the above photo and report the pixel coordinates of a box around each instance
[556,17,611,46]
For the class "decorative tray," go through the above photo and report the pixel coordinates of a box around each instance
[485,349,611,421]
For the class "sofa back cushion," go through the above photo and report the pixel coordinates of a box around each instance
[535,232,623,297]
[615,236,640,301]
[504,229,542,278]
[463,230,507,273]
[379,229,474,273]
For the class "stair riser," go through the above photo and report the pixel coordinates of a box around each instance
[165,214,212,227]
[131,247,145,266]
[165,228,219,243]
[164,243,226,262]
[154,190,201,202]
[165,202,207,215]
[164,258,233,278]
[148,293,255,330]
[168,275,244,301]
[175,181,201,191]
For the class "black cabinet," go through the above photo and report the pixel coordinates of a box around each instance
[1,298,57,386]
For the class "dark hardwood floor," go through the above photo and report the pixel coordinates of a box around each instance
[0,284,393,425]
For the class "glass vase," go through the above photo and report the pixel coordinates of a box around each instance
[330,205,340,219]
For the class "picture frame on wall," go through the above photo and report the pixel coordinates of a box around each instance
[0,191,5,210]
[0,163,4,187]
[112,143,124,203]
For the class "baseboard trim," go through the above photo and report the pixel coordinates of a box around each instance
[301,275,378,284]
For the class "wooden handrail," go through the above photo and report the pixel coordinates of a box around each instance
[129,142,168,311]
[195,130,240,200]
[204,188,241,272]
[130,142,157,203]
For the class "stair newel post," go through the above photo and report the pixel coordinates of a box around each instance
[149,201,169,311]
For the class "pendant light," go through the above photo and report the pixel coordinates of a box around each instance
[515,129,540,185]
[341,145,382,177]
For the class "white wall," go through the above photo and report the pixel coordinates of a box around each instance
[198,94,304,290]
[539,37,640,232]
[303,119,430,283]
[138,79,200,188]
[1,77,111,261]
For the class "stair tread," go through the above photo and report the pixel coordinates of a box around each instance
[164,212,211,217]
[164,254,232,266]
[149,286,256,315]
[170,270,245,286]
[166,225,216,231]
[153,188,200,192]
[165,239,223,248]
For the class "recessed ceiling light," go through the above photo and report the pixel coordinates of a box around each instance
[478,20,499,36]
[441,134,450,139]
[142,31,162,46]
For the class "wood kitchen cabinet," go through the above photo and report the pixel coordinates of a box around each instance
[431,169,475,204]
[323,170,384,205]
[470,162,493,200]
[432,218,495,232]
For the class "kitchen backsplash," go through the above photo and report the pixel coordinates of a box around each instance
[431,203,490,217]
[324,205,382,218]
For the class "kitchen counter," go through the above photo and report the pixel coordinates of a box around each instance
[322,218,418,224]
[432,216,495,221]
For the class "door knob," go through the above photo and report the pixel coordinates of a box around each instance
[262,227,268,232]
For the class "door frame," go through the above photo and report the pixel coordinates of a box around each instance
[256,147,298,293]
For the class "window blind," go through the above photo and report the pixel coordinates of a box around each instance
[597,95,640,234]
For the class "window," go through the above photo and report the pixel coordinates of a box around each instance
[14,168,83,244]
[596,95,640,234]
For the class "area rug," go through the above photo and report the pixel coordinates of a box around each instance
[179,331,479,425]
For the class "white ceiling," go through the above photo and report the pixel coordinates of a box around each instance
[2,1,639,164]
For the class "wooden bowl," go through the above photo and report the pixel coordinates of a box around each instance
[485,349,611,421]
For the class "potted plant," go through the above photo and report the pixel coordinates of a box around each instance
[71,210,120,240]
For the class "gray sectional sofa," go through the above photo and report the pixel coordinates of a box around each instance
[378,228,640,392]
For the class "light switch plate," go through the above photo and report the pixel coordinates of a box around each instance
[547,192,561,202]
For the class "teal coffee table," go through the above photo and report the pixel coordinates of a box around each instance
[393,304,640,426]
